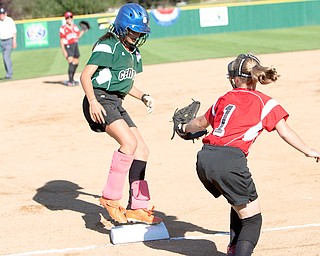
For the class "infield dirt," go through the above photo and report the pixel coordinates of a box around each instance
[0,50,319,256]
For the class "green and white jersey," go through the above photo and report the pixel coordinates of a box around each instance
[88,35,143,95]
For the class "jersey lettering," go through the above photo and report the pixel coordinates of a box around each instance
[213,104,236,136]
[118,68,136,81]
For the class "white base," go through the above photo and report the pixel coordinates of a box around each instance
[110,222,170,244]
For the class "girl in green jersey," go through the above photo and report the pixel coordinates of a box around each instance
[80,3,162,225]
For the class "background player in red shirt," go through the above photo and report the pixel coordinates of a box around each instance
[59,11,87,86]
[180,54,320,256]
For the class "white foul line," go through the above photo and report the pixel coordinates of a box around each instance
[3,245,101,256]
[4,222,320,256]
[262,222,320,232]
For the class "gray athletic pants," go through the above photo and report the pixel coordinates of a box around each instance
[1,38,13,78]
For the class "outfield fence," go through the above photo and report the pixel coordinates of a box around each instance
[14,0,320,52]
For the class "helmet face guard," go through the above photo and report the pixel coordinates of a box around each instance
[111,3,151,48]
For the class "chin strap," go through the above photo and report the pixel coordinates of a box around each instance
[229,79,237,89]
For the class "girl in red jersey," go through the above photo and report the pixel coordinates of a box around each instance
[59,11,87,86]
[180,54,320,256]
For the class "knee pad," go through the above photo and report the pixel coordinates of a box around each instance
[130,180,150,209]
[238,213,262,246]
[102,151,133,200]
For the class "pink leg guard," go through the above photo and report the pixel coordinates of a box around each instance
[102,151,133,200]
[130,180,150,209]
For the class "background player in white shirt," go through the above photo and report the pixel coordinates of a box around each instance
[0,7,17,79]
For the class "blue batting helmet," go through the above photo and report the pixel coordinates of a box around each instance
[114,3,151,34]
[110,3,150,47]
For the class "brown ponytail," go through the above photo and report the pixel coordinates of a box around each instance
[251,65,280,85]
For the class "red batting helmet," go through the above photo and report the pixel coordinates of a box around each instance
[64,11,73,19]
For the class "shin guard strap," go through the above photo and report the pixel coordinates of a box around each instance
[130,180,150,209]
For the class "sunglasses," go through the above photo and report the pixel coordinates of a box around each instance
[66,16,73,19]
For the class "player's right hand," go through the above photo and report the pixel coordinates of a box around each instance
[89,99,106,124]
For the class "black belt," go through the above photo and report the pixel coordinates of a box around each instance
[95,88,126,99]
[107,91,126,99]
[1,38,12,41]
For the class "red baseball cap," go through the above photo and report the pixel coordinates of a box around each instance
[64,11,73,19]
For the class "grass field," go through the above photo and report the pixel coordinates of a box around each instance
[2,25,320,81]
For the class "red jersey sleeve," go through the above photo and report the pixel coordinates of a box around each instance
[204,105,215,126]
[263,103,289,132]
[59,26,65,39]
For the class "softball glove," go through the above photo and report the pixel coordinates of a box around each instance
[171,99,207,141]
[79,20,90,31]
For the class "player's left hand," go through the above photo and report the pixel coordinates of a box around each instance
[305,148,320,162]
[171,99,207,141]
[142,94,154,114]
[79,21,90,31]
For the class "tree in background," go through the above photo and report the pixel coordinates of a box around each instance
[0,0,125,20]
[0,0,201,20]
